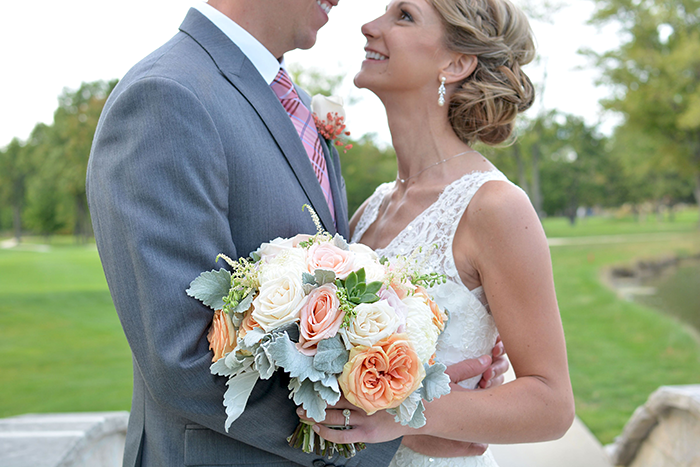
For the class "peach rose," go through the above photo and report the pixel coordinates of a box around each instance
[415,286,447,332]
[238,308,261,340]
[338,333,425,415]
[297,284,344,356]
[207,310,237,362]
[307,242,355,279]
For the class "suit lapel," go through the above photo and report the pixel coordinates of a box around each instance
[179,9,337,234]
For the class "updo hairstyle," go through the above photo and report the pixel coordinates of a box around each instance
[431,0,536,145]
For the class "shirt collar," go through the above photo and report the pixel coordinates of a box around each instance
[192,2,283,85]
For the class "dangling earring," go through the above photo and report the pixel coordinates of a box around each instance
[438,77,447,107]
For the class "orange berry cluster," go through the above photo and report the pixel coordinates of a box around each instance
[313,112,353,153]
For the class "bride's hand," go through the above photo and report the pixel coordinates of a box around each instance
[401,435,488,458]
[297,398,409,445]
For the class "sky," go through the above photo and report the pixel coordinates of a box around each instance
[0,0,621,149]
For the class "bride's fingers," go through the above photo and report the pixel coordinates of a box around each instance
[312,423,364,445]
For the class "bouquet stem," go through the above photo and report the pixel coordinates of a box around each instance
[287,419,366,458]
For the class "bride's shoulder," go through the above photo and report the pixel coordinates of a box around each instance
[463,178,542,243]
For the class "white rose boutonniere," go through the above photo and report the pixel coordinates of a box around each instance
[311,94,353,153]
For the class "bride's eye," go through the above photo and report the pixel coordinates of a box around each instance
[399,9,414,21]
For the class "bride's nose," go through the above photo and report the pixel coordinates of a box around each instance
[361,18,380,39]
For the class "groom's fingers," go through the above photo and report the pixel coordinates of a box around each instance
[446,355,492,388]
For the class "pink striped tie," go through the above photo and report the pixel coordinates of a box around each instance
[270,68,335,224]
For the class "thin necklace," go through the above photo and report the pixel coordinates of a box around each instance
[397,150,478,184]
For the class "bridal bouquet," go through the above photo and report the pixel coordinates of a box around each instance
[187,207,451,458]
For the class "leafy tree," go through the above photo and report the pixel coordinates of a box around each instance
[586,0,700,225]
[339,134,397,217]
[50,80,117,242]
[0,138,33,242]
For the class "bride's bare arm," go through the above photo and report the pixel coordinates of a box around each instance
[311,181,574,445]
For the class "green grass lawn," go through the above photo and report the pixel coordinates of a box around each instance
[0,242,132,415]
[0,208,699,445]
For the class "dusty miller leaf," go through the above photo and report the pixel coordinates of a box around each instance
[232,293,254,315]
[223,370,259,431]
[186,269,231,310]
[332,234,349,251]
[313,335,349,374]
[421,363,451,402]
[263,333,327,383]
[289,378,327,422]
[314,379,341,406]
[255,345,276,380]
[314,269,336,286]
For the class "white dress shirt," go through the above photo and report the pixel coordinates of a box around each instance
[192,2,284,85]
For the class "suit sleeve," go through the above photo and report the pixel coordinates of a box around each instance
[86,76,399,466]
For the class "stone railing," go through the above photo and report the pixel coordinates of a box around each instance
[0,412,127,467]
[605,385,700,467]
[2,386,699,467]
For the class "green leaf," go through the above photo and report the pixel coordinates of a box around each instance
[365,281,383,295]
[356,268,366,284]
[313,335,349,374]
[223,370,260,431]
[354,282,366,295]
[345,271,358,292]
[186,269,232,310]
[358,293,380,304]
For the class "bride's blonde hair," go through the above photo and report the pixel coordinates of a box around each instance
[431,0,536,145]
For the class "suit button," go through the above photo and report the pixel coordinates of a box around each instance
[313,460,327,467]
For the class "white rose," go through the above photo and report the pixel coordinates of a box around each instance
[402,296,440,364]
[255,237,295,260]
[340,300,401,347]
[260,248,307,284]
[311,94,346,121]
[348,243,386,283]
[252,275,306,332]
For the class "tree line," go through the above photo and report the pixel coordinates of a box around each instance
[2,0,700,242]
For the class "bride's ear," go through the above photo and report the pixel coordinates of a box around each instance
[441,54,477,84]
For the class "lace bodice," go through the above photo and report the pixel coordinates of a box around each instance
[352,170,508,467]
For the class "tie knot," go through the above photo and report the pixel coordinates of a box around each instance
[270,68,297,101]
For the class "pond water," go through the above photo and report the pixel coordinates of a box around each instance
[634,260,700,332]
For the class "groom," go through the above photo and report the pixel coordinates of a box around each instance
[86,1,506,466]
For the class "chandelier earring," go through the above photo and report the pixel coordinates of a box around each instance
[438,77,447,107]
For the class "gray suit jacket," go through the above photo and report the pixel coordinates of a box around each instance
[86,8,400,467]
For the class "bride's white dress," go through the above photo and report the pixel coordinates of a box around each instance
[351,170,510,467]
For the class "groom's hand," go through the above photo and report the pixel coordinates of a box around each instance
[447,335,508,390]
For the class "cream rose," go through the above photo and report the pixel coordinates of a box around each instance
[259,248,307,284]
[251,275,306,332]
[340,300,402,347]
[311,94,346,121]
[297,284,344,356]
[307,242,355,279]
[349,243,387,283]
[402,296,441,364]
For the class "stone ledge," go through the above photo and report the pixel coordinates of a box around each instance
[0,412,128,467]
[605,385,700,466]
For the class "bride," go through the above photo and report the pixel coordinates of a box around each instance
[303,0,575,464]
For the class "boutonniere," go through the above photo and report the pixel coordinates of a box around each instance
[311,95,353,154]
